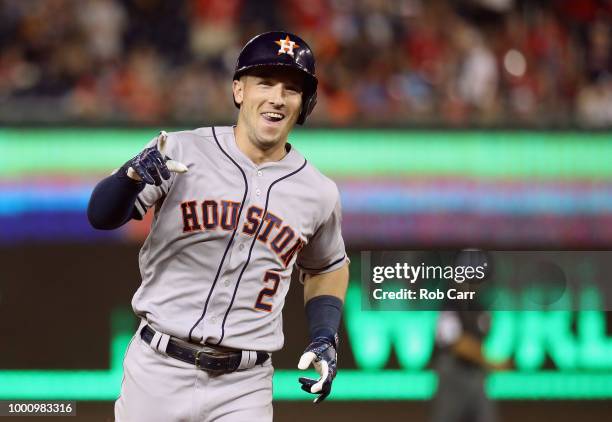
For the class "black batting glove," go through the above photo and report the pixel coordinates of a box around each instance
[297,335,338,403]
[120,131,187,186]
[122,145,170,186]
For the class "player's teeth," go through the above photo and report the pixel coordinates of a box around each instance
[263,113,283,119]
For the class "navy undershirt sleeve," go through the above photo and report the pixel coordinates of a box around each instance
[305,295,343,343]
[87,170,145,230]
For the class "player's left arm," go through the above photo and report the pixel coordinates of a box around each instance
[298,265,348,403]
[296,183,348,403]
[303,264,349,302]
[297,264,349,403]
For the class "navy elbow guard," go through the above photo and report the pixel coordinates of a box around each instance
[87,170,145,229]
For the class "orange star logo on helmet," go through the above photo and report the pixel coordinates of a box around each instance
[275,35,300,57]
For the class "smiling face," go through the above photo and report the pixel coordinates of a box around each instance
[233,66,304,152]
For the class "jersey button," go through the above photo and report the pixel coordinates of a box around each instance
[238,244,245,251]
[256,189,261,196]
[210,317,217,324]
[257,170,263,177]
[223,279,230,287]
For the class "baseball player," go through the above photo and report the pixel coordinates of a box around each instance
[87,31,349,422]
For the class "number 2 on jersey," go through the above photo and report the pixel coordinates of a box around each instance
[254,271,281,312]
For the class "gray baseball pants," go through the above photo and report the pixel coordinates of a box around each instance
[115,323,273,422]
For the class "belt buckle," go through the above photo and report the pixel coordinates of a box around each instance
[194,349,231,375]
[194,350,205,370]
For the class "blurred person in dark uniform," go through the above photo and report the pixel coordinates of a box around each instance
[431,308,510,422]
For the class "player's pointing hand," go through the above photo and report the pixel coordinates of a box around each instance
[156,131,189,174]
[126,131,188,186]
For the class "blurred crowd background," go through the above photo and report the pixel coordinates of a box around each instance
[1,0,611,127]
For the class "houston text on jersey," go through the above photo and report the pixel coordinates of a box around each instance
[180,199,306,268]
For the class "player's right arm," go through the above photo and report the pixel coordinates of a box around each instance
[87,131,187,230]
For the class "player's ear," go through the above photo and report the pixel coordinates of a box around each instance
[232,79,244,106]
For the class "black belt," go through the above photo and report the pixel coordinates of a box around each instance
[140,325,269,374]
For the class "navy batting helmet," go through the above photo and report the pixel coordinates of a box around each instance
[233,31,318,125]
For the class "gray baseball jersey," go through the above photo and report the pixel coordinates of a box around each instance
[130,126,347,352]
